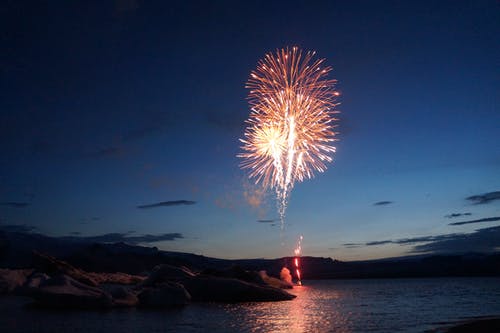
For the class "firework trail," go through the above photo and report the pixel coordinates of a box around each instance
[294,235,303,285]
[239,47,339,227]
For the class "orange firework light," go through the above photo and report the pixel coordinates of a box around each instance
[239,47,339,226]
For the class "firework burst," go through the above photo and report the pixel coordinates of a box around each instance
[239,47,339,226]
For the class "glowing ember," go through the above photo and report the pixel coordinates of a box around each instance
[239,47,339,227]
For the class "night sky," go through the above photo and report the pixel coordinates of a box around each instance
[1,1,499,260]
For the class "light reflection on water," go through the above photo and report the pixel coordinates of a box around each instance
[1,278,500,333]
[215,278,500,333]
[224,285,346,333]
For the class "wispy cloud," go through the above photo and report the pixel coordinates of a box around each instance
[1,225,183,245]
[0,202,30,208]
[0,224,36,232]
[63,232,183,244]
[365,240,393,246]
[448,216,500,226]
[345,234,460,248]
[412,226,500,254]
[445,212,471,218]
[373,201,393,206]
[137,200,196,209]
[257,219,278,223]
[341,243,361,248]
[342,226,500,254]
[466,191,500,204]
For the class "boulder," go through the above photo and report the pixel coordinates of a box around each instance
[140,264,195,286]
[182,276,296,302]
[32,251,98,287]
[260,270,294,289]
[87,272,145,285]
[203,266,267,286]
[30,274,112,308]
[17,272,50,295]
[138,282,191,307]
[0,269,33,294]
[24,272,50,289]
[106,285,139,307]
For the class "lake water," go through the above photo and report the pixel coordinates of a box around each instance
[1,277,500,332]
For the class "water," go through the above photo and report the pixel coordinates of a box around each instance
[1,277,499,332]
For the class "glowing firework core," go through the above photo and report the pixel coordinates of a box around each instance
[239,47,339,225]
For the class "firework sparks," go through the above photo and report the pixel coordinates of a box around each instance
[239,47,339,227]
[294,235,303,285]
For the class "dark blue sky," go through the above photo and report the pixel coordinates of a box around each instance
[1,0,499,260]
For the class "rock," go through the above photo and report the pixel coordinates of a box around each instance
[182,276,296,302]
[446,318,500,333]
[0,269,33,294]
[105,285,139,307]
[24,272,50,289]
[138,282,191,307]
[140,264,196,286]
[87,272,145,285]
[203,266,267,286]
[16,272,50,295]
[30,274,112,308]
[260,270,294,289]
[32,251,98,287]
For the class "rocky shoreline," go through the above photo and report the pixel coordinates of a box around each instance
[0,252,296,309]
[432,317,500,333]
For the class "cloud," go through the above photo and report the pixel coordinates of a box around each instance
[125,233,183,243]
[0,224,36,232]
[341,243,361,248]
[445,212,472,218]
[63,232,183,244]
[343,226,500,254]
[448,216,500,226]
[1,225,183,245]
[344,235,458,248]
[466,191,500,204]
[412,226,500,254]
[0,202,30,208]
[373,201,393,206]
[257,219,278,223]
[137,200,196,209]
[365,240,393,246]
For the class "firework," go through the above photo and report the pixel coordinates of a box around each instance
[294,235,303,285]
[239,47,339,226]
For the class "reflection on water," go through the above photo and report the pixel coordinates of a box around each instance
[1,278,500,333]
[224,285,345,333]
[218,278,500,333]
